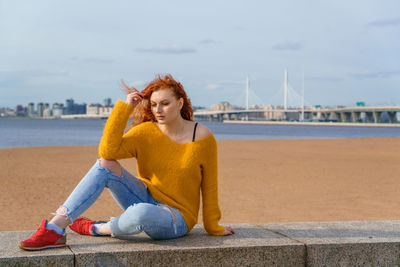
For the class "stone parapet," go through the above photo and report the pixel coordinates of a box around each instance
[1,221,400,266]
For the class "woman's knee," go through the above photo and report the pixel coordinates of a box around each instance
[128,203,153,217]
[100,158,122,177]
[111,203,154,235]
[121,203,157,225]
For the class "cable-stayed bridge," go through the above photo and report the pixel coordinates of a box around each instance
[194,106,400,123]
[194,70,399,124]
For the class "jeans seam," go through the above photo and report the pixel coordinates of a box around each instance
[68,163,115,220]
[67,182,104,221]
[106,174,148,203]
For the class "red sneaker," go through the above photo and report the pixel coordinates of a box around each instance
[19,220,66,251]
[69,217,106,236]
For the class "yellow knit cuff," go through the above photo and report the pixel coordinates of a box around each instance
[114,99,134,114]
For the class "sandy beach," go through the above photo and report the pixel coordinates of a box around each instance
[1,137,399,231]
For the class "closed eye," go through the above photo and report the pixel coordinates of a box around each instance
[151,102,169,107]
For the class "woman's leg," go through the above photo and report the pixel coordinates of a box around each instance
[19,158,152,250]
[109,202,188,240]
[51,158,151,229]
[51,158,187,239]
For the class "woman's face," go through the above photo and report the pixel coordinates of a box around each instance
[150,88,183,124]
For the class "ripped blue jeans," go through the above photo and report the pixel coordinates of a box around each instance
[59,159,188,240]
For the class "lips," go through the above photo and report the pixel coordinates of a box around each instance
[156,116,165,119]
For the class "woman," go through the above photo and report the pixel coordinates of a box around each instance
[19,74,234,250]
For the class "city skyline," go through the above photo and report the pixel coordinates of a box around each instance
[2,96,398,125]
[1,1,400,108]
[0,95,380,113]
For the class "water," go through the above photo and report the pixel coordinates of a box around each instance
[0,118,399,149]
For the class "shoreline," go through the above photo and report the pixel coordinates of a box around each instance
[1,136,399,150]
[223,119,400,128]
[3,116,400,127]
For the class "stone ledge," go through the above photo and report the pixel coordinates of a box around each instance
[1,221,400,266]
[0,230,74,266]
[261,220,400,266]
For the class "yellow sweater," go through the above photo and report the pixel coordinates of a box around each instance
[98,100,225,235]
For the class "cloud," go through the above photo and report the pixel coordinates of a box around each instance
[204,80,246,90]
[217,80,245,85]
[367,17,400,27]
[233,26,246,31]
[136,45,196,54]
[308,76,344,82]
[199,38,219,44]
[272,41,303,51]
[69,57,114,64]
[0,79,22,88]
[206,83,221,90]
[0,70,68,81]
[348,70,400,79]
[0,70,69,88]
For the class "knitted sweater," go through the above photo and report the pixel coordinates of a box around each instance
[98,100,225,235]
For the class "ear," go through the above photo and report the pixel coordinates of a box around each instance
[178,97,184,110]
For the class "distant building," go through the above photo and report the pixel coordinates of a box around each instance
[75,103,86,114]
[15,105,26,116]
[87,103,113,116]
[86,104,101,115]
[65,99,74,115]
[37,102,44,117]
[28,103,35,117]
[52,103,64,117]
[103,98,112,107]
[43,108,52,118]
[0,107,16,117]
[99,106,113,116]
[210,101,235,111]
[65,98,86,115]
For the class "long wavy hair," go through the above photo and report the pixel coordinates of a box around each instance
[122,74,194,130]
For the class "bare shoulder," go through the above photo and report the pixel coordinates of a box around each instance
[195,122,212,139]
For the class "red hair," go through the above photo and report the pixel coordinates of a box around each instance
[122,74,194,130]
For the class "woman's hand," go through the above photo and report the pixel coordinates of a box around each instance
[221,226,235,235]
[126,90,144,108]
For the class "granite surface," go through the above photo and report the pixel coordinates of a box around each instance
[3,221,400,267]
[68,224,305,267]
[260,220,400,266]
[0,230,74,266]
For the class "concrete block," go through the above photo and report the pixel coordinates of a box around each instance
[261,221,400,266]
[67,224,305,267]
[0,230,74,266]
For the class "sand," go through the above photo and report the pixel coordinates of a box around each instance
[1,138,399,231]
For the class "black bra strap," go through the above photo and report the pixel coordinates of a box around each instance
[192,122,198,142]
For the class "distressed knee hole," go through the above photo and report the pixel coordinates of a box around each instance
[100,158,122,177]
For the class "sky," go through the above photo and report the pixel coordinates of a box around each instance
[1,0,399,109]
